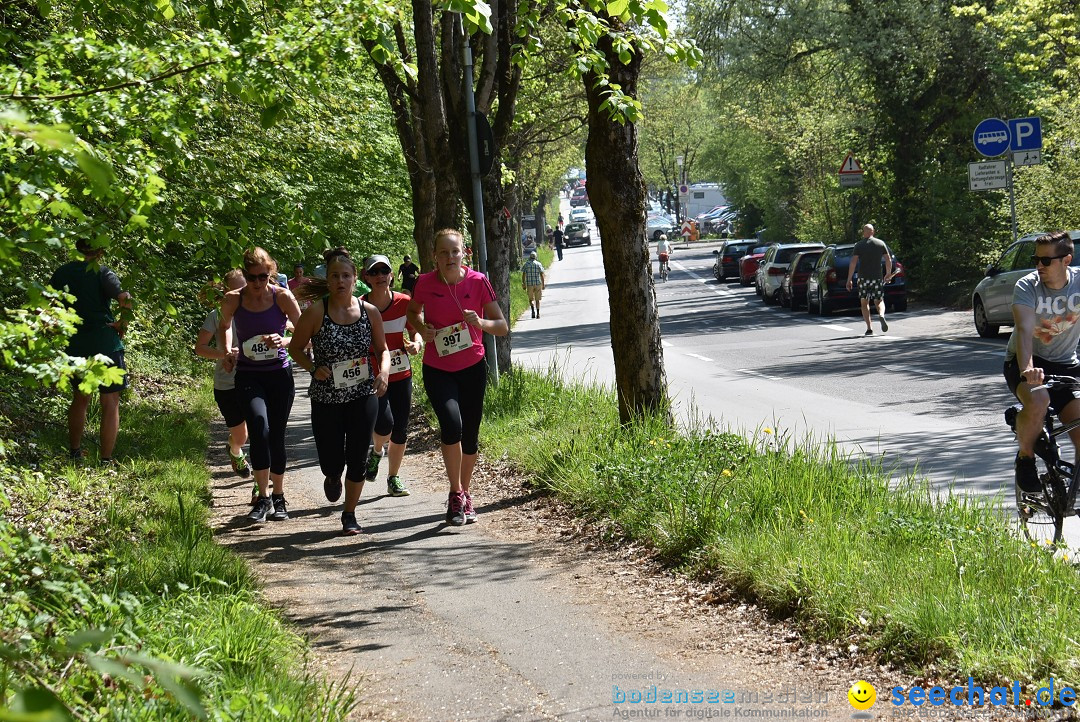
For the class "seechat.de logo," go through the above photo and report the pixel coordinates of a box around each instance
[848,681,876,719]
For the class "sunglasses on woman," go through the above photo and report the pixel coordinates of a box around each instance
[366,267,392,276]
[244,272,270,282]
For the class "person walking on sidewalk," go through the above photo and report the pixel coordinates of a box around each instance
[49,239,133,465]
[521,251,546,318]
[361,254,422,497]
[552,226,564,262]
[846,223,894,336]
[195,269,251,487]
[407,228,508,526]
[290,248,391,536]
[220,247,302,524]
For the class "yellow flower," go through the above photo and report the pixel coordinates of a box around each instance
[763,427,774,435]
[721,469,732,477]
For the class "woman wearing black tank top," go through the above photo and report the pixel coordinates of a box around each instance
[290,248,390,535]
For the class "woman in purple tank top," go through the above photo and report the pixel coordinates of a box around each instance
[220,247,302,524]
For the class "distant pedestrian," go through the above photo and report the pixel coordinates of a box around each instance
[407,229,508,526]
[195,269,251,486]
[49,239,133,465]
[399,255,420,295]
[846,224,894,336]
[553,227,564,262]
[521,251,546,318]
[290,248,391,535]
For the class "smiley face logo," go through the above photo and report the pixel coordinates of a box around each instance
[848,680,877,711]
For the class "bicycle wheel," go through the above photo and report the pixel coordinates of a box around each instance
[1019,468,1065,549]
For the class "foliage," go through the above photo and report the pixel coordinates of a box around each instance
[0,0,410,389]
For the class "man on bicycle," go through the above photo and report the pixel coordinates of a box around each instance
[1006,230,1080,501]
[657,234,672,277]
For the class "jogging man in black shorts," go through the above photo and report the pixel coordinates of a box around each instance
[846,224,894,336]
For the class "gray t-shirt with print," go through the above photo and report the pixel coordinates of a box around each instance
[852,236,889,282]
[201,309,238,390]
[1006,267,1080,364]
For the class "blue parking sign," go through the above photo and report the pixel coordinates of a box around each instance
[973,118,1010,157]
[1008,117,1042,152]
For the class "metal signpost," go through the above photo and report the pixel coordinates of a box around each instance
[970,116,1042,244]
[838,152,864,242]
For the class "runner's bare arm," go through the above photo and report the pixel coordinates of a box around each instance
[366,303,392,397]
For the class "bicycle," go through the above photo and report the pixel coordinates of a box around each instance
[658,252,670,282]
[1004,375,1080,548]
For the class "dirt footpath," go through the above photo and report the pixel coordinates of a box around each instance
[205,379,953,722]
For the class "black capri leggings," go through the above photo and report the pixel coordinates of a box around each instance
[422,360,487,454]
[374,376,413,445]
[235,368,295,475]
[311,394,379,483]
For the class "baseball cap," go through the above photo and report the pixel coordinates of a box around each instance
[530,251,537,258]
[363,254,392,273]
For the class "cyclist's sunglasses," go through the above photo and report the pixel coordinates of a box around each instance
[1032,254,1069,267]
[244,272,271,282]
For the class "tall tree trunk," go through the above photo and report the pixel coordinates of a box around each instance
[483,166,513,373]
[583,30,669,424]
[535,190,548,256]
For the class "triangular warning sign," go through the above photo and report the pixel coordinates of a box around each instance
[839,153,864,174]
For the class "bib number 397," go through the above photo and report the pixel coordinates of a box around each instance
[332,358,370,388]
[243,335,278,361]
[435,322,471,357]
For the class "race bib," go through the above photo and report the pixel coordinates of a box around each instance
[388,348,409,373]
[332,357,370,388]
[434,322,472,357]
[243,335,278,361]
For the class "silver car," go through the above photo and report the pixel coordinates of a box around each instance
[971,231,1080,337]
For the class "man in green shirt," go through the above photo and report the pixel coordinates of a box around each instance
[49,240,133,464]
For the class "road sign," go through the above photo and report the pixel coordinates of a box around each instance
[968,160,1008,191]
[1015,149,1042,167]
[1008,116,1042,152]
[679,184,689,196]
[681,221,693,238]
[973,118,1010,157]
[838,153,864,174]
[839,174,864,188]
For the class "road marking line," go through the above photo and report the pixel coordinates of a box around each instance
[687,353,713,362]
[736,368,782,381]
[883,364,945,376]
[822,324,854,332]
[674,261,735,296]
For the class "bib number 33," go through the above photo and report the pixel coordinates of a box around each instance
[435,322,472,357]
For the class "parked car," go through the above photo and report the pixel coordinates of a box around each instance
[570,187,589,207]
[805,243,907,315]
[971,230,1080,337]
[647,214,674,240]
[780,250,824,311]
[739,246,771,286]
[756,243,825,304]
[563,221,591,247]
[712,240,758,281]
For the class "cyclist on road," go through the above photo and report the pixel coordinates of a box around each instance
[657,234,672,277]
[1004,230,1080,501]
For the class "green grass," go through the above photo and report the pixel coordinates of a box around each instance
[0,379,354,720]
[478,365,1080,687]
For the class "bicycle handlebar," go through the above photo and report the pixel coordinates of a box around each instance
[1027,373,1080,392]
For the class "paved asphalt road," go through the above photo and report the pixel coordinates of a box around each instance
[514,201,1080,550]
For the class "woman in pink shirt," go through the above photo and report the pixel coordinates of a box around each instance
[407,229,508,526]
